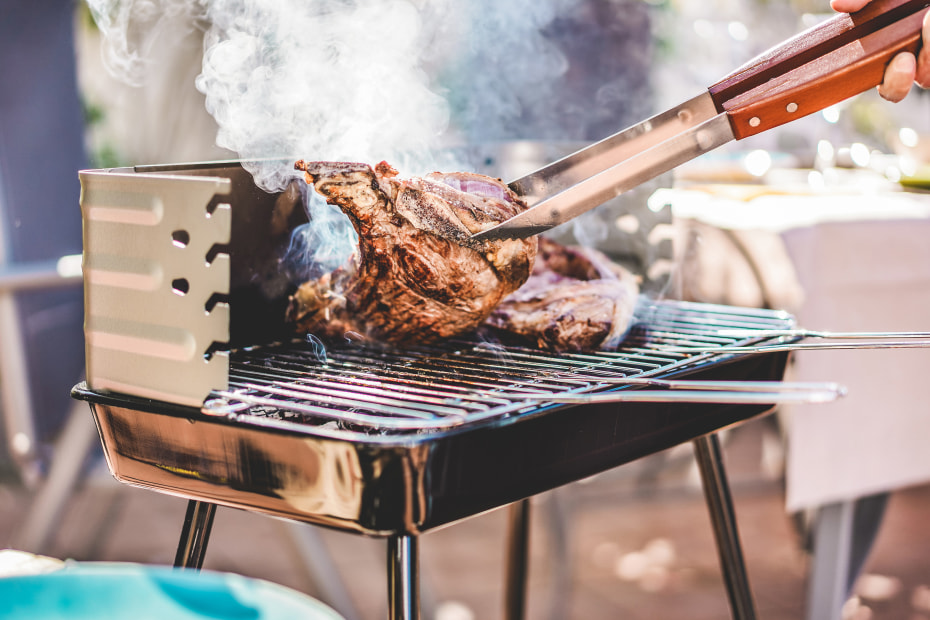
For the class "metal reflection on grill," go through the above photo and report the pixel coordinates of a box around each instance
[73,301,798,536]
[198,300,798,436]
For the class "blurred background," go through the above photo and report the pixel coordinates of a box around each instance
[2,0,930,618]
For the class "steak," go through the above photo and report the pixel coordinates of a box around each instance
[287,160,538,345]
[483,237,640,352]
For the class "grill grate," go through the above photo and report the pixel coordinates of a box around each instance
[202,300,795,436]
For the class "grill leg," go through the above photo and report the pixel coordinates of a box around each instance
[387,535,419,620]
[693,433,758,620]
[806,500,855,620]
[504,498,531,620]
[174,500,217,569]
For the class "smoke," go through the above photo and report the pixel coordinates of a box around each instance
[86,0,583,185]
[283,189,358,283]
[429,0,573,142]
[86,0,206,89]
[85,0,584,276]
[196,0,459,191]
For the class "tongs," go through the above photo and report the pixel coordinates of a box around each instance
[472,0,929,241]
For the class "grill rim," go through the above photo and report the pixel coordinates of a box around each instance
[76,344,793,535]
[71,299,798,535]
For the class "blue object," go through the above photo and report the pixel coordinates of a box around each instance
[0,563,345,620]
[0,0,87,447]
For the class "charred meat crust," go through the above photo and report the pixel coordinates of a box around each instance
[288,160,538,345]
[484,238,640,352]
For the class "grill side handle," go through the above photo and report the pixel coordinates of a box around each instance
[80,168,232,406]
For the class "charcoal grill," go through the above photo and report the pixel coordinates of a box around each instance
[74,161,802,620]
[72,299,798,620]
[73,299,797,530]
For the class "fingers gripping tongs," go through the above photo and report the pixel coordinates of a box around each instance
[472,0,929,242]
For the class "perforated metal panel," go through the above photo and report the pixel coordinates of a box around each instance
[80,168,232,405]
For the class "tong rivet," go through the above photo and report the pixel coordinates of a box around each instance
[749,117,761,128]
[786,102,799,113]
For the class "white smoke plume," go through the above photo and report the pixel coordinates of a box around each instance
[85,0,203,89]
[86,0,577,189]
[85,0,580,272]
[197,0,457,191]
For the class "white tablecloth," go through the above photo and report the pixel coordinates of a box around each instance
[666,184,930,510]
[781,217,930,510]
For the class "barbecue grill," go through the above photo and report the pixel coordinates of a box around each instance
[74,160,807,620]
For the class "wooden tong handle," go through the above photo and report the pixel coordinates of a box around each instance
[710,0,929,139]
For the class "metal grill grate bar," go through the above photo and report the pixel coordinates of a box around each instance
[205,300,795,434]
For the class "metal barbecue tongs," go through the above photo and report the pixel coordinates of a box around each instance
[471,0,930,241]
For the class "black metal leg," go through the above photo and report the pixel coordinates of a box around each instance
[545,490,573,620]
[174,500,217,569]
[693,433,758,620]
[387,535,419,620]
[504,499,531,620]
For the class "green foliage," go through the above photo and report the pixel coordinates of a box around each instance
[80,96,126,169]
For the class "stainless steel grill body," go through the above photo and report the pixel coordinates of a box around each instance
[73,301,795,536]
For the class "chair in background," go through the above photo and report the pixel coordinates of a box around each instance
[0,1,89,535]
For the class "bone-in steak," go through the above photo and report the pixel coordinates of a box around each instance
[287,160,538,345]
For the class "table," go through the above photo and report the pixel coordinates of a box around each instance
[667,178,930,619]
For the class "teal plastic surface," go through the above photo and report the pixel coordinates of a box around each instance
[0,563,345,620]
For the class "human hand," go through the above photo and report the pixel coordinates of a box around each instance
[830,0,930,101]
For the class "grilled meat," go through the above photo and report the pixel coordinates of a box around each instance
[287,160,538,344]
[483,237,640,352]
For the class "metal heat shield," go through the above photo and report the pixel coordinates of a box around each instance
[79,161,307,406]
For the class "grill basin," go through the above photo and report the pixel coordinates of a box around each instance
[73,300,795,536]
